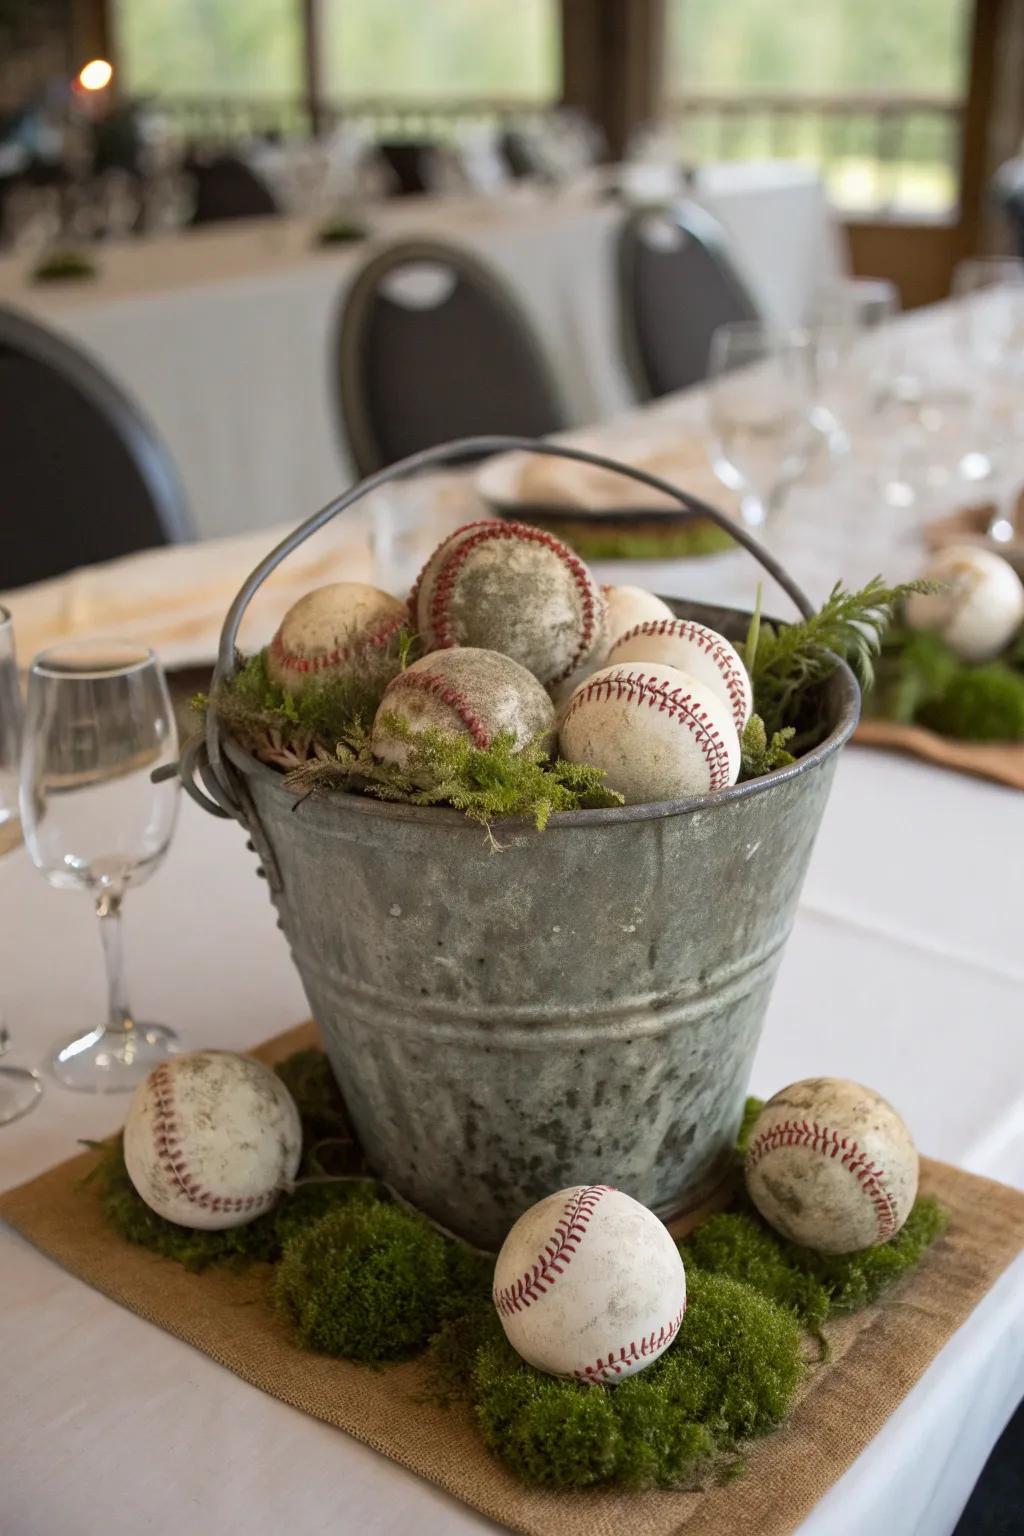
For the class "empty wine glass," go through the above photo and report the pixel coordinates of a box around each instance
[952,257,1024,483]
[20,641,180,1092]
[707,322,815,528]
[0,607,43,1124]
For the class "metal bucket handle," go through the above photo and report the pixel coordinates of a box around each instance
[194,433,815,821]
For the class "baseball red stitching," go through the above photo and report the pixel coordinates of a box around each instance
[382,668,491,748]
[611,619,749,730]
[409,519,499,622]
[563,668,733,790]
[150,1063,276,1217]
[270,611,404,677]
[573,1302,687,1383]
[493,1186,612,1318]
[428,521,600,684]
[746,1119,900,1240]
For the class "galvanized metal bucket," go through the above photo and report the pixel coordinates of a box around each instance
[185,436,859,1250]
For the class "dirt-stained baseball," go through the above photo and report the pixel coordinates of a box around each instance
[123,1051,302,1231]
[493,1185,687,1382]
[905,545,1024,661]
[745,1078,919,1253]
[602,585,675,648]
[608,618,753,735]
[371,648,555,770]
[559,663,740,803]
[412,519,606,690]
[265,582,408,694]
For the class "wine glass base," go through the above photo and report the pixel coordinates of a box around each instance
[0,1066,43,1124]
[49,1023,180,1093]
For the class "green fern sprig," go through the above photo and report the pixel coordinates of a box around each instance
[744,577,934,738]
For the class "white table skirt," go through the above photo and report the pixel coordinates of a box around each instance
[0,165,842,542]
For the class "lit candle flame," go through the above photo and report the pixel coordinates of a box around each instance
[78,59,113,92]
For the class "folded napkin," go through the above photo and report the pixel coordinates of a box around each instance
[1,519,372,673]
[855,719,1024,792]
[1,481,468,672]
[513,436,739,517]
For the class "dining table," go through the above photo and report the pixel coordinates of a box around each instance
[0,161,842,542]
[2,296,1023,1536]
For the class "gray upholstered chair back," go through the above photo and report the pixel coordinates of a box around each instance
[337,239,566,476]
[0,306,192,590]
[618,202,760,399]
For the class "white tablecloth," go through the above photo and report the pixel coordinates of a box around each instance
[3,297,1023,1536]
[0,164,842,542]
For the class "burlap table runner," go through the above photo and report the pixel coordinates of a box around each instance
[855,719,1024,792]
[3,1021,1023,1536]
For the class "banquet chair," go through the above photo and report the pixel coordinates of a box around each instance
[618,202,760,399]
[187,154,280,225]
[0,306,192,589]
[336,239,567,476]
[374,141,445,197]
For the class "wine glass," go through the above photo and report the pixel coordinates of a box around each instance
[951,257,1024,484]
[20,641,181,1092]
[0,606,43,1124]
[707,322,815,528]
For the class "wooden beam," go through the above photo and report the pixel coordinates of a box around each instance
[560,0,665,161]
[301,0,325,135]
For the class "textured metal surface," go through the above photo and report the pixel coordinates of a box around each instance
[220,598,859,1250]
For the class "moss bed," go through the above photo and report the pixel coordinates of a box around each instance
[86,1049,948,1492]
[868,624,1024,742]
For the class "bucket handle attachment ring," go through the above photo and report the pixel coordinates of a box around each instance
[200,434,815,816]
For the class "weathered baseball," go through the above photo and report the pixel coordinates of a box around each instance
[123,1051,302,1231]
[412,519,606,690]
[905,545,1024,661]
[608,618,753,735]
[371,647,555,770]
[559,663,741,804]
[493,1185,687,1383]
[265,582,408,694]
[602,585,675,648]
[745,1078,919,1253]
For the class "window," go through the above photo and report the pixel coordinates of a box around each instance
[321,0,560,101]
[115,0,303,99]
[666,0,972,215]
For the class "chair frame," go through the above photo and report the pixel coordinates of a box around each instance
[616,201,760,402]
[0,303,193,566]
[336,237,565,478]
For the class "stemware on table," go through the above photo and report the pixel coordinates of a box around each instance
[19,640,181,1092]
[706,321,816,529]
[0,606,43,1124]
[951,256,1024,490]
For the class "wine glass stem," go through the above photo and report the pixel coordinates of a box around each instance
[97,889,134,1034]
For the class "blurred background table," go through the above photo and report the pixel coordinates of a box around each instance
[0,163,842,541]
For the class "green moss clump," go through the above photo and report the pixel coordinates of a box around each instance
[204,645,410,769]
[274,1201,451,1361]
[89,1130,358,1272]
[918,664,1024,742]
[792,1196,949,1313]
[273,1047,367,1175]
[32,247,97,283]
[684,1197,949,1328]
[868,623,1024,742]
[527,519,735,562]
[739,715,796,781]
[287,719,623,833]
[682,1214,831,1334]
[662,1271,803,1441]
[470,1268,798,1490]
